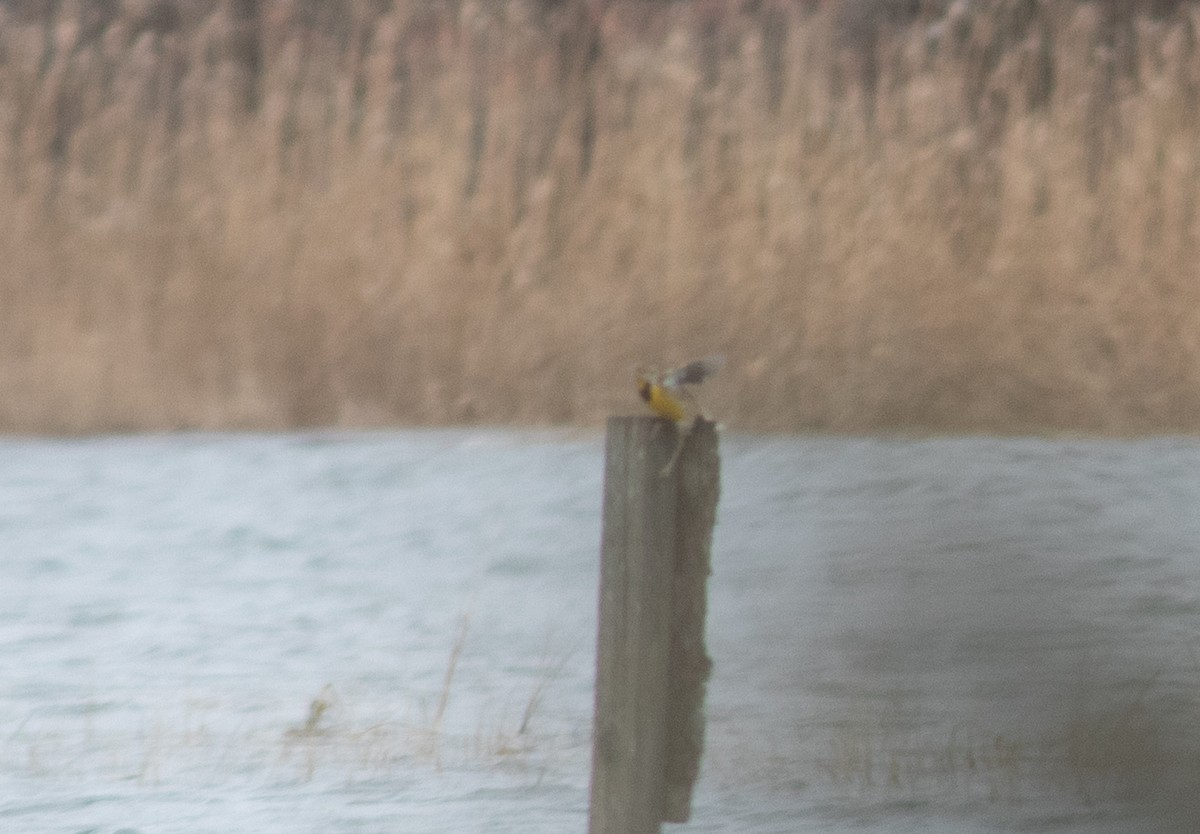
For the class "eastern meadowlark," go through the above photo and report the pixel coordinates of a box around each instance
[636,355,724,474]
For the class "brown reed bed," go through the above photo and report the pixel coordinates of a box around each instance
[2,0,1200,434]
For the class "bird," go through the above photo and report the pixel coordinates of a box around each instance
[636,355,724,474]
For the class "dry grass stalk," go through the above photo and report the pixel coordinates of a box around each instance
[2,1,1200,433]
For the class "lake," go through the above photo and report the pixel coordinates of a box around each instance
[2,430,1199,832]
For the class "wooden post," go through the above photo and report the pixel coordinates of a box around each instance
[588,416,719,834]
[663,417,718,821]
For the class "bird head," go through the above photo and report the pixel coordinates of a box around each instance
[634,366,655,403]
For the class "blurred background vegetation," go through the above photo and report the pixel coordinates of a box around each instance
[2,0,1199,433]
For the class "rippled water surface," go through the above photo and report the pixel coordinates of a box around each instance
[3,431,1200,832]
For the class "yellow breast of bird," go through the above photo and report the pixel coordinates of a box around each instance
[646,383,688,423]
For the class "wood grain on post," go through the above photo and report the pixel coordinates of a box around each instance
[664,417,718,822]
[588,415,718,834]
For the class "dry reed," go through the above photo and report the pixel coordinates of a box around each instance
[3,0,1200,433]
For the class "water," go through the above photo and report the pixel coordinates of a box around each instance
[2,430,1200,832]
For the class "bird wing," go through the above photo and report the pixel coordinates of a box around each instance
[663,355,725,388]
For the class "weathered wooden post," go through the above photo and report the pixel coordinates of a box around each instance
[588,416,720,834]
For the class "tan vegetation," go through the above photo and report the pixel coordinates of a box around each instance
[3,0,1200,433]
